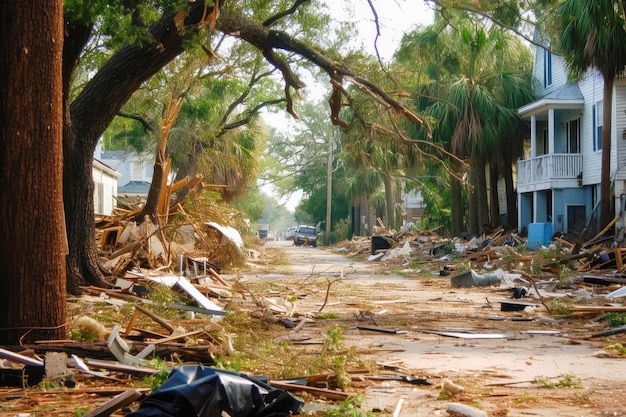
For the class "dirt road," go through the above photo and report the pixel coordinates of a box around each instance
[260,240,626,416]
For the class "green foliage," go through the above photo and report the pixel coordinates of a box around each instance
[605,343,626,356]
[536,374,581,389]
[323,394,373,417]
[330,218,351,243]
[605,312,626,328]
[324,325,345,352]
[70,329,96,343]
[549,299,573,316]
[214,351,256,373]
[144,368,171,393]
[316,312,340,319]
[75,407,90,417]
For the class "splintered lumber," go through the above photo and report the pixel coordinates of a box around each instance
[29,341,218,364]
[583,216,619,248]
[208,267,229,286]
[125,304,174,336]
[83,389,143,417]
[146,330,204,345]
[269,381,351,401]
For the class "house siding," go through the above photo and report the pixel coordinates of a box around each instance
[578,70,604,186]
[93,160,120,215]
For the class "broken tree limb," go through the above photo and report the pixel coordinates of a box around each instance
[583,216,619,248]
[132,304,175,334]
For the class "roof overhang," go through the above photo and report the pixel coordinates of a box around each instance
[518,97,584,119]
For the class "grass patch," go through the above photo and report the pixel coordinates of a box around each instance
[317,312,340,319]
[536,374,581,388]
[605,312,626,327]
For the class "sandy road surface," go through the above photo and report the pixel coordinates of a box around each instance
[257,240,626,416]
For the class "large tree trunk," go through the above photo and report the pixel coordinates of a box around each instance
[62,7,204,294]
[0,0,67,343]
[475,152,490,233]
[600,76,614,229]
[468,154,480,235]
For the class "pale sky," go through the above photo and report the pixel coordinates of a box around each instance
[261,1,435,211]
[340,0,435,61]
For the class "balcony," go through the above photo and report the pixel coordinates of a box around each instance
[517,153,583,193]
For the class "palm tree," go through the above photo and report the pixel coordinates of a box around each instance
[555,0,626,229]
[397,16,534,235]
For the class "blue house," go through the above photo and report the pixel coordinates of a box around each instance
[517,35,626,240]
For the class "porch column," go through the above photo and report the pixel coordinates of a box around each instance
[548,108,555,154]
[530,115,537,158]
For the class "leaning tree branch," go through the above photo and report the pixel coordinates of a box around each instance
[218,65,278,127]
[217,7,427,130]
[222,98,286,132]
[116,112,156,133]
[263,0,311,27]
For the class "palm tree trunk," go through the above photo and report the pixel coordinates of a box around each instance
[383,172,395,230]
[475,152,490,232]
[468,154,480,234]
[450,158,464,235]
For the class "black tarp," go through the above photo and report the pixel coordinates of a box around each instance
[128,365,304,417]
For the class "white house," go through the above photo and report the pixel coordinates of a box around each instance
[100,149,154,199]
[517,34,626,240]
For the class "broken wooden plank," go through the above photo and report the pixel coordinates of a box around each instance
[83,389,143,417]
[132,304,175,334]
[147,330,204,345]
[583,216,619,248]
[208,267,229,287]
[269,380,350,401]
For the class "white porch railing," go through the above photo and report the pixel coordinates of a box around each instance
[517,154,583,187]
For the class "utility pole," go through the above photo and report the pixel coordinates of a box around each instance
[325,133,333,246]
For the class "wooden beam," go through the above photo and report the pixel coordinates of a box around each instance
[269,381,351,401]
[83,389,143,417]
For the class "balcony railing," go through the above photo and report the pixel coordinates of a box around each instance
[517,153,583,188]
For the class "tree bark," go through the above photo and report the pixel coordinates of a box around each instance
[63,5,207,293]
[475,152,489,232]
[468,153,480,234]
[0,0,67,343]
[383,172,395,229]
[450,158,465,236]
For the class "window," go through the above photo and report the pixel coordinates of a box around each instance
[593,101,603,151]
[543,49,552,87]
[567,118,580,153]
